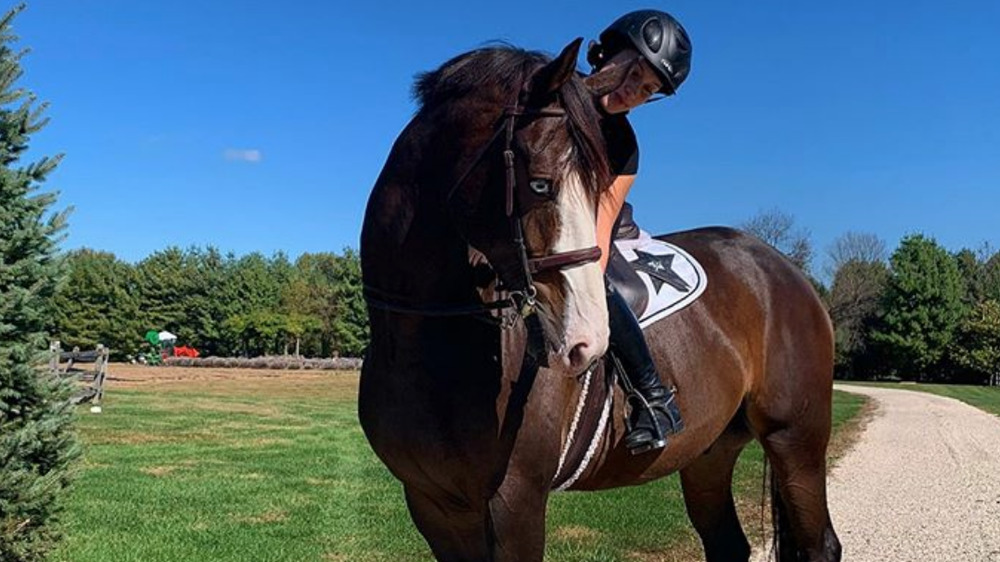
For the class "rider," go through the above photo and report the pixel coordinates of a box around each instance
[587,9,692,454]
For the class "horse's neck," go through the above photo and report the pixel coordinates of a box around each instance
[362,132,474,303]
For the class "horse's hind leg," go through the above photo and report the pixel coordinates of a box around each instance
[680,426,754,562]
[751,392,842,562]
[759,426,841,562]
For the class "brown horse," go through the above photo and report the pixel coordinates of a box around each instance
[359,40,841,562]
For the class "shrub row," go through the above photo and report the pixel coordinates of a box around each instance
[163,355,363,370]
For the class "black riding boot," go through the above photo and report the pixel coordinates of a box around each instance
[606,282,684,454]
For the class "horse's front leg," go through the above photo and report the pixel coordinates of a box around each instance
[487,471,550,562]
[404,477,548,562]
[405,484,492,562]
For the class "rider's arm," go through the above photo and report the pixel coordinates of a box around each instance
[596,174,636,271]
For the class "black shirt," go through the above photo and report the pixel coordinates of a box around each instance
[599,112,641,241]
[601,112,639,176]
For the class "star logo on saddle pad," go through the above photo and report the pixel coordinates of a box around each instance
[633,250,691,294]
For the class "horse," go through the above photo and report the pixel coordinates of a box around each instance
[359,39,841,562]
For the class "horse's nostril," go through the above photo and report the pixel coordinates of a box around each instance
[567,341,596,372]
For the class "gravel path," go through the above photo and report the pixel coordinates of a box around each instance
[826,384,1000,562]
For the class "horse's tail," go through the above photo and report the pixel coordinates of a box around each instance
[768,461,792,562]
[756,456,766,555]
[757,455,789,562]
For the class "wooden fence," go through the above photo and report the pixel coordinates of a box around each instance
[49,342,109,405]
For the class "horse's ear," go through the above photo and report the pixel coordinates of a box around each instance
[583,61,630,97]
[530,37,584,98]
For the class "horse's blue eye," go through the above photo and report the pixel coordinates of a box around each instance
[529,178,553,196]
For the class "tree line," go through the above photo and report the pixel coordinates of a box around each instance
[743,209,1000,386]
[52,246,367,359]
[826,234,1000,385]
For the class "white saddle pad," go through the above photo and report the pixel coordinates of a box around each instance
[613,230,708,328]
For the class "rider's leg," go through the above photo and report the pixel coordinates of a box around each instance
[606,281,683,454]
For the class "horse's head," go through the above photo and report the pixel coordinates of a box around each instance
[426,40,615,374]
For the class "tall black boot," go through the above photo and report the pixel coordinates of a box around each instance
[606,282,684,454]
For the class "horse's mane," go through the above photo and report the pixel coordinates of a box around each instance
[413,45,612,195]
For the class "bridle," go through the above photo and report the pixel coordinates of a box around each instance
[483,99,602,311]
[364,84,603,363]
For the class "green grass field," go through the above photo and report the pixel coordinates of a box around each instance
[843,381,1000,417]
[53,368,866,562]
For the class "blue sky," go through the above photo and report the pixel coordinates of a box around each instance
[15,1,1000,274]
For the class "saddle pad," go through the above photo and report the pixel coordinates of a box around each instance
[613,230,708,328]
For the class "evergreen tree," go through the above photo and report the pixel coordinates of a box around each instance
[0,5,80,559]
[52,249,142,357]
[280,261,325,356]
[983,252,1000,303]
[871,234,967,381]
[229,252,284,311]
[202,249,243,356]
[289,252,341,356]
[219,252,286,356]
[135,246,188,336]
[330,248,368,357]
[954,248,985,307]
[172,246,231,356]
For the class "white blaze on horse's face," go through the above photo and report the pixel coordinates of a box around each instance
[548,168,609,373]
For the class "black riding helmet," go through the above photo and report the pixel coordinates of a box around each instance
[587,9,692,95]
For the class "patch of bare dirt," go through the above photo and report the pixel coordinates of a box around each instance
[626,540,704,562]
[106,363,360,399]
[551,524,601,542]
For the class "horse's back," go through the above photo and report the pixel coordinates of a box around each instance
[661,225,829,339]
[662,226,822,303]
